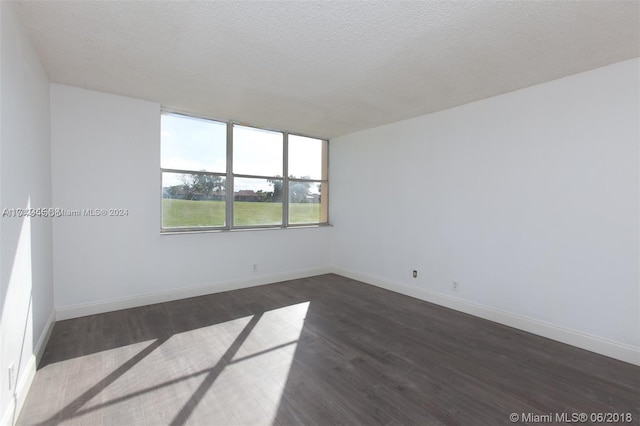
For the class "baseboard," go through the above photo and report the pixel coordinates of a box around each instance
[1,309,56,426]
[332,267,640,366]
[56,267,332,321]
[35,309,56,366]
[51,265,640,364]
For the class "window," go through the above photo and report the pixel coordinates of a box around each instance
[288,134,328,225]
[233,125,284,227]
[161,114,227,228]
[161,112,328,231]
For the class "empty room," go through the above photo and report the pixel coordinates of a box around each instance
[1,1,639,425]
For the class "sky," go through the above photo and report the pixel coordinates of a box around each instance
[161,113,324,194]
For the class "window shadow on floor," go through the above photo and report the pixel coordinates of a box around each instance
[20,274,640,425]
[25,276,326,425]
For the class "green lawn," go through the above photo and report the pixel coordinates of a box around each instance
[162,199,321,228]
[163,199,225,227]
[289,203,321,224]
[234,201,282,226]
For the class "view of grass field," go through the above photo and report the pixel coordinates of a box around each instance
[162,199,321,227]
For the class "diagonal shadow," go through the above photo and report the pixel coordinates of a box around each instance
[38,338,165,425]
[169,312,263,426]
[22,277,321,425]
[70,338,299,419]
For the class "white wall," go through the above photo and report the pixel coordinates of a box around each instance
[0,3,55,425]
[50,84,332,318]
[2,8,635,423]
[331,58,640,364]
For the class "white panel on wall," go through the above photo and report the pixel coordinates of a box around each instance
[0,3,54,424]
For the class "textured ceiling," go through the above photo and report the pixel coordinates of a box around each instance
[14,1,640,138]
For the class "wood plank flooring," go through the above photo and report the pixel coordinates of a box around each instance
[18,274,640,425]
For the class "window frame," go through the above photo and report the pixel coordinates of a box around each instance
[160,110,329,233]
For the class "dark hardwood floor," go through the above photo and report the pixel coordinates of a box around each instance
[18,274,639,425]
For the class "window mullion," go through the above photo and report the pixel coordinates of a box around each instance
[226,122,234,230]
[282,132,289,228]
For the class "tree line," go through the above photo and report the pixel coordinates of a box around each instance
[164,173,317,203]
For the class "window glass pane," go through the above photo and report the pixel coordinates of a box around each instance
[162,172,226,228]
[161,114,226,173]
[233,125,283,177]
[288,135,327,180]
[234,177,282,226]
[289,181,328,224]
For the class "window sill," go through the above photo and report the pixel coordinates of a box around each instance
[160,223,332,235]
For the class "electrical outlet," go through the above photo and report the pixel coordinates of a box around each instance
[252,264,258,272]
[412,270,417,278]
[451,281,458,291]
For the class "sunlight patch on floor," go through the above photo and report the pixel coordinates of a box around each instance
[224,301,310,425]
[25,303,310,425]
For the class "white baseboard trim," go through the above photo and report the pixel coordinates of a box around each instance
[332,267,640,366]
[56,267,332,321]
[1,309,56,426]
[35,309,56,366]
[51,266,640,364]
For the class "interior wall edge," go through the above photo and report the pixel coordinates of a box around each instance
[331,267,640,366]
